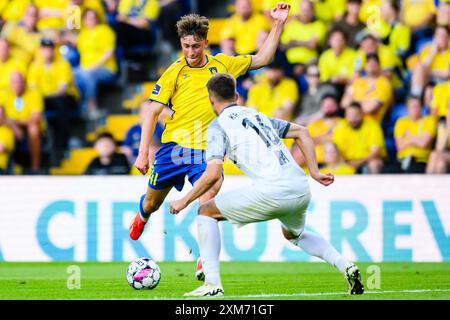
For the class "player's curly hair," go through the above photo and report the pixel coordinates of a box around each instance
[176,14,209,40]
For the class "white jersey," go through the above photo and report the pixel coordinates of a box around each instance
[206,104,310,197]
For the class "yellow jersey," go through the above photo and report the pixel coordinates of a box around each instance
[419,45,450,75]
[220,12,270,55]
[246,76,299,119]
[333,118,385,161]
[149,53,252,149]
[118,0,160,20]
[402,0,436,28]
[2,22,42,64]
[0,89,44,130]
[318,47,356,83]
[307,117,345,164]
[28,55,79,99]
[0,0,30,23]
[320,163,356,175]
[394,115,437,162]
[77,24,117,73]
[431,81,450,118]
[281,19,326,64]
[0,124,15,170]
[34,0,69,30]
[350,75,393,122]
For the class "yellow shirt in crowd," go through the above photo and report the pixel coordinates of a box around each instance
[402,0,436,28]
[149,53,251,150]
[320,163,356,175]
[27,55,79,99]
[246,77,299,119]
[319,47,356,83]
[1,22,42,64]
[367,20,411,56]
[77,24,117,73]
[0,0,30,23]
[359,0,382,23]
[333,118,385,161]
[0,124,15,170]
[118,0,160,20]
[308,118,345,164]
[394,115,437,162]
[220,12,270,55]
[418,45,450,75]
[281,19,326,64]
[34,0,69,30]
[0,89,44,125]
[431,81,450,118]
[350,75,393,122]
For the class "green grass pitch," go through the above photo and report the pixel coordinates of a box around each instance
[0,262,449,300]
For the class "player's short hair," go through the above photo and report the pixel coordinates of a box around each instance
[176,14,209,40]
[207,73,236,102]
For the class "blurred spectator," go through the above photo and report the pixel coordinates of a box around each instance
[217,27,236,56]
[115,0,160,50]
[0,38,26,93]
[280,0,326,76]
[354,31,403,87]
[394,95,436,173]
[320,142,356,174]
[85,132,130,175]
[34,0,67,31]
[333,102,385,173]
[0,0,31,29]
[410,25,450,98]
[74,8,117,119]
[0,106,15,174]
[0,72,44,172]
[427,108,450,173]
[369,0,411,59]
[437,1,450,29]
[430,80,450,118]
[158,0,189,51]
[306,94,344,165]
[246,59,299,121]
[342,53,393,122]
[103,0,119,26]
[295,63,338,125]
[318,27,356,89]
[401,0,436,33]
[331,0,365,49]
[359,0,382,24]
[220,0,270,56]
[28,38,79,165]
[1,4,41,64]
[120,103,165,165]
[69,0,107,24]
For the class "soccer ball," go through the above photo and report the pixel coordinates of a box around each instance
[127,257,161,290]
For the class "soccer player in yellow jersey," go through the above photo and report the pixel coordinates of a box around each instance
[129,4,291,251]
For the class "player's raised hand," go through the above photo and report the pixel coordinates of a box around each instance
[312,172,335,186]
[134,152,150,175]
[169,199,188,214]
[270,2,290,24]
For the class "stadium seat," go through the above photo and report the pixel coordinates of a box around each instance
[50,147,98,175]
[104,114,140,142]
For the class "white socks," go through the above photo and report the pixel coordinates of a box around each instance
[290,230,352,274]
[197,215,222,286]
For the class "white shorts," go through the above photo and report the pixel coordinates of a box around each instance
[215,185,311,236]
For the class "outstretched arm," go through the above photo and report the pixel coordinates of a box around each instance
[285,123,334,186]
[135,100,164,174]
[170,160,223,214]
[250,2,290,70]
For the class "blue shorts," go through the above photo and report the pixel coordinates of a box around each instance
[148,142,207,192]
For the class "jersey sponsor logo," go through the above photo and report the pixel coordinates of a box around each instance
[209,67,218,74]
[152,84,162,96]
[183,73,190,79]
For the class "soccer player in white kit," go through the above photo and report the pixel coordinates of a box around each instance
[170,73,364,297]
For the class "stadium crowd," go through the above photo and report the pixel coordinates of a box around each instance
[0,0,449,175]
